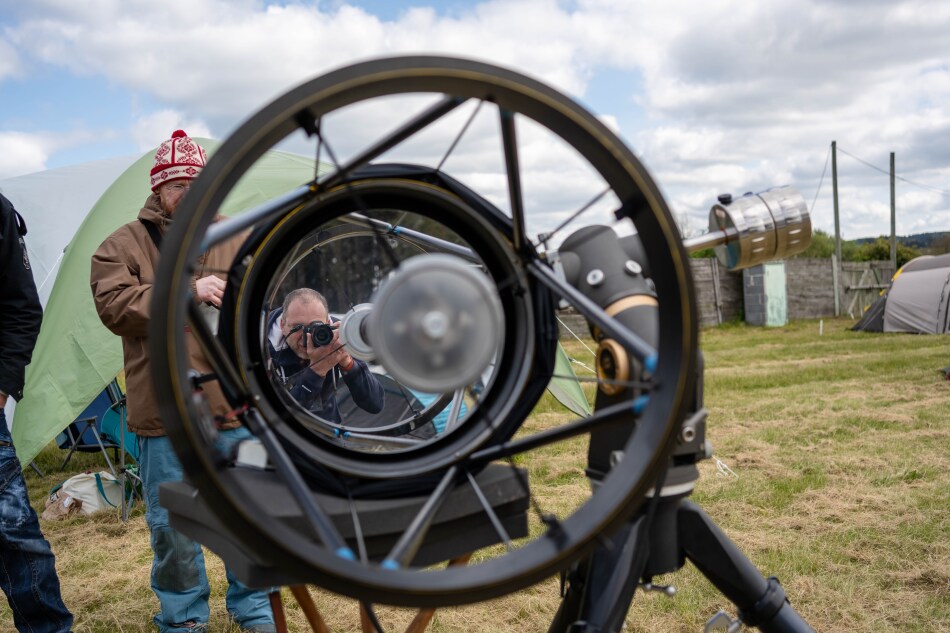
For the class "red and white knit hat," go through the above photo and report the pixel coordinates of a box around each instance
[150,130,207,192]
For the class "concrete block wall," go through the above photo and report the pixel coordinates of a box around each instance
[555,258,890,338]
[785,258,836,320]
[690,258,743,327]
[556,310,591,341]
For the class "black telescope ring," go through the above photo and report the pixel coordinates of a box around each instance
[227,178,544,479]
[150,55,698,606]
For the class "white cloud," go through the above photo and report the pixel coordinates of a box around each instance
[6,0,604,127]
[0,127,125,179]
[0,132,51,179]
[130,110,212,152]
[1,0,949,238]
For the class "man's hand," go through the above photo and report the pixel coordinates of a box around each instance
[305,329,354,377]
[195,275,226,307]
[0,392,7,409]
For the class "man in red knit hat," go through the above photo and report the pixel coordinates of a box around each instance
[90,131,275,633]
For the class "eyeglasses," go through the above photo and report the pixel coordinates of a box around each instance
[165,182,191,193]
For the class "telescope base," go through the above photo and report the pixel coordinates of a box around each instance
[160,463,530,589]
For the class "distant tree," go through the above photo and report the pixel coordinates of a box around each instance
[841,239,860,261]
[690,247,716,258]
[853,237,921,268]
[930,234,950,255]
[795,228,834,258]
[687,228,916,263]
[795,228,860,261]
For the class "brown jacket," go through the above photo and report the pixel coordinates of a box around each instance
[90,195,243,436]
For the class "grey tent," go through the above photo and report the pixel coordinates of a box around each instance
[853,254,950,333]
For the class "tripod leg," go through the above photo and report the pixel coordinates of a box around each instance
[359,603,379,633]
[405,554,471,633]
[548,515,649,633]
[678,500,813,633]
[268,590,288,633]
[289,585,331,633]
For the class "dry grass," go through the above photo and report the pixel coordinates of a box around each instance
[4,317,949,632]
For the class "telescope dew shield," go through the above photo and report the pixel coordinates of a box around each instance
[768,187,811,257]
[708,186,811,270]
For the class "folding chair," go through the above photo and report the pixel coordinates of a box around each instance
[58,387,121,476]
[98,379,142,521]
[111,392,144,521]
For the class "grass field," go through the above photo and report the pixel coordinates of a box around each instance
[5,317,948,632]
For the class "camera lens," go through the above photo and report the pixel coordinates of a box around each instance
[309,322,334,347]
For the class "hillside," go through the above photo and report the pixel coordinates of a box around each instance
[853,231,950,250]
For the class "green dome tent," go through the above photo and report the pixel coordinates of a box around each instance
[11,141,318,465]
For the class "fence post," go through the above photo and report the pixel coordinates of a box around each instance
[832,254,840,317]
[711,259,723,325]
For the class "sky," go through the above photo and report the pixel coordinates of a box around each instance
[1,0,949,240]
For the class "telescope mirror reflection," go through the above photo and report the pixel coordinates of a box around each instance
[259,210,499,453]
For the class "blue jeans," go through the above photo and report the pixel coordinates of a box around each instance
[0,410,73,633]
[139,427,274,633]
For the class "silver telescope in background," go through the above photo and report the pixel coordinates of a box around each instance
[682,186,811,270]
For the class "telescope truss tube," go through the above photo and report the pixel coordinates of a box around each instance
[149,56,698,607]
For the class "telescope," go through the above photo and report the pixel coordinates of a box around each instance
[150,56,814,632]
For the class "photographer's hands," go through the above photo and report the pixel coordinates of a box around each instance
[305,328,354,377]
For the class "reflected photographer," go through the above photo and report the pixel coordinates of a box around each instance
[268,288,384,423]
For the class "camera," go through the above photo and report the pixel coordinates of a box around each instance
[302,321,334,348]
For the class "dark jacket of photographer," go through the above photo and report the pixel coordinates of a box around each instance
[90,196,245,436]
[266,309,384,425]
[0,194,43,402]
